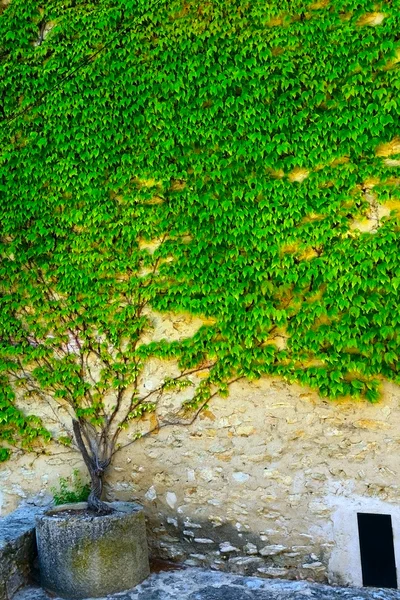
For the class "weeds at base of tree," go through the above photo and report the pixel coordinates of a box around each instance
[51,469,90,505]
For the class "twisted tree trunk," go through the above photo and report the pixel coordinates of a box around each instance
[86,463,113,514]
[72,419,114,515]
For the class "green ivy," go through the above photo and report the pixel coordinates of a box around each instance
[1,0,400,457]
[0,377,51,461]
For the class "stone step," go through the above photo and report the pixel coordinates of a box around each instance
[0,505,47,600]
[12,568,400,600]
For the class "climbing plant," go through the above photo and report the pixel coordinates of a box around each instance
[1,0,400,505]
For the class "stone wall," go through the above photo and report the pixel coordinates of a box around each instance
[0,505,46,599]
[1,368,400,587]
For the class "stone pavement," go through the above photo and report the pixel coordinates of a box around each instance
[14,568,400,600]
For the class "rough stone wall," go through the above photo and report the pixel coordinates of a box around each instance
[0,505,46,599]
[1,369,400,586]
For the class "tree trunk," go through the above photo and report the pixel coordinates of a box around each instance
[72,419,114,515]
[87,465,114,515]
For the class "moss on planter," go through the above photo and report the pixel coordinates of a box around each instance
[36,502,150,600]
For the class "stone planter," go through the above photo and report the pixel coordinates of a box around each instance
[35,501,150,600]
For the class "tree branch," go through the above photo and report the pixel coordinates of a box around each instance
[112,375,244,457]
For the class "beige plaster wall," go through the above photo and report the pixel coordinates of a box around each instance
[1,370,400,586]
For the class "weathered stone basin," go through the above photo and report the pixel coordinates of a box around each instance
[35,501,150,600]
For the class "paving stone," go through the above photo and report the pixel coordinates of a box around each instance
[188,586,253,599]
[13,568,400,600]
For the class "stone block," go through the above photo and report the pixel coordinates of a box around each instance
[257,566,289,578]
[0,504,46,600]
[259,544,287,556]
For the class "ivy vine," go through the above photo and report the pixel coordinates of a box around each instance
[1,0,400,459]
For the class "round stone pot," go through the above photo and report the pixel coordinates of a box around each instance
[36,501,150,600]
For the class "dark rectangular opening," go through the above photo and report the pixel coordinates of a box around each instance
[357,512,397,589]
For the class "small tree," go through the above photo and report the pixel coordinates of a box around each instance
[0,205,217,514]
